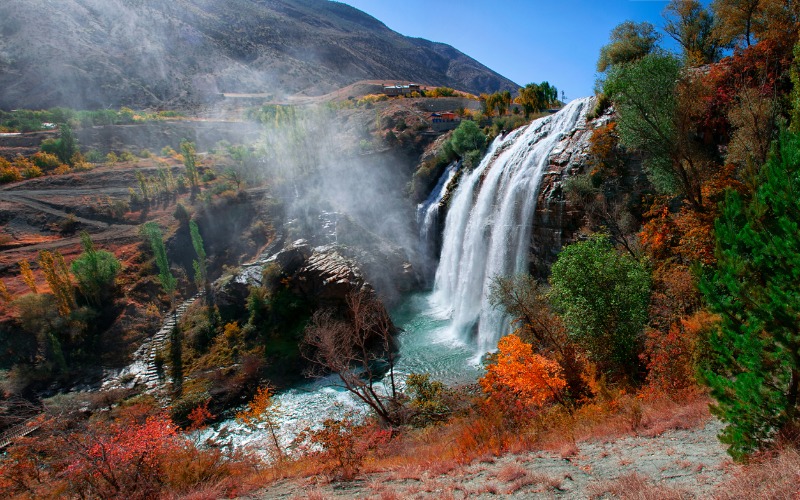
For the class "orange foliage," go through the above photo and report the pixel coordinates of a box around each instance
[17,259,37,294]
[639,166,741,266]
[236,385,279,429]
[587,122,624,182]
[642,310,718,398]
[480,334,567,410]
[639,201,679,261]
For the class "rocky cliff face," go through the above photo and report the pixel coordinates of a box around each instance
[530,107,645,276]
[530,111,603,272]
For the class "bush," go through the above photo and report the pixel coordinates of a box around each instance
[450,120,487,156]
[405,373,454,427]
[30,152,62,172]
[0,159,22,183]
[16,158,43,179]
[53,164,72,175]
[550,234,651,381]
[173,202,191,225]
[84,149,104,163]
[71,232,121,307]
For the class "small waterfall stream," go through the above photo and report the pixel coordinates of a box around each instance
[432,97,593,354]
[417,161,459,280]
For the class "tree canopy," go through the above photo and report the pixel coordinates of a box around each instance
[603,52,711,211]
[597,21,661,73]
[549,235,651,380]
[664,0,722,66]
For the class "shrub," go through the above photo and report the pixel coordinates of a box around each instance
[173,202,191,225]
[31,152,61,172]
[71,232,121,307]
[52,164,71,175]
[550,234,651,381]
[297,417,390,481]
[16,158,43,179]
[480,334,567,417]
[405,373,453,427]
[0,163,22,183]
[84,149,104,163]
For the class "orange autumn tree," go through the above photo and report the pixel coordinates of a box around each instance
[237,385,282,460]
[480,334,567,412]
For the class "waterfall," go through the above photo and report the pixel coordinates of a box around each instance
[416,161,459,280]
[431,97,594,354]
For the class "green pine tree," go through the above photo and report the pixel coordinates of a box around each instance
[141,222,176,300]
[699,129,800,461]
[189,220,207,290]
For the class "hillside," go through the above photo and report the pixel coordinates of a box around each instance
[0,0,518,110]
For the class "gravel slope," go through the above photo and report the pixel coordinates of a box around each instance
[245,418,732,499]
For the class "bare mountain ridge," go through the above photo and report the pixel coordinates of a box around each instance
[0,0,519,110]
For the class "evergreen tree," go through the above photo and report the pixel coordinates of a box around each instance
[56,123,78,165]
[189,220,207,289]
[791,41,800,133]
[180,140,200,194]
[141,222,176,300]
[70,232,121,307]
[700,129,800,461]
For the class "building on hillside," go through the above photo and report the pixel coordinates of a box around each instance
[383,83,421,96]
[430,111,460,132]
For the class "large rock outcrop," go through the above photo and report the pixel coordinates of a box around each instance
[531,108,645,274]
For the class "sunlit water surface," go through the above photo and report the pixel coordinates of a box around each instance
[196,291,481,454]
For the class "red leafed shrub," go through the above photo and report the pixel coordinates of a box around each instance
[296,417,393,480]
[700,39,795,142]
[62,414,178,498]
[642,311,718,399]
[0,410,249,499]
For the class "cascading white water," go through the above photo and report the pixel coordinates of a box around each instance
[417,161,459,279]
[432,97,594,354]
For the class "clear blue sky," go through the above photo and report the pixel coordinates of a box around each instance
[338,0,683,100]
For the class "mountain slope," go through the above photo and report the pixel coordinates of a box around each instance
[0,0,518,109]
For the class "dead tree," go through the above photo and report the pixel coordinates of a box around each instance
[302,289,399,426]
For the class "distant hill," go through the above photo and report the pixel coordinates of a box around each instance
[0,0,519,110]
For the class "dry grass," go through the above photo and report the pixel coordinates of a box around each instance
[713,447,800,499]
[232,393,716,498]
[587,473,692,499]
[495,462,527,482]
[538,395,711,453]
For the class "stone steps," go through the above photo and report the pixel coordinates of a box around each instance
[0,418,41,450]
